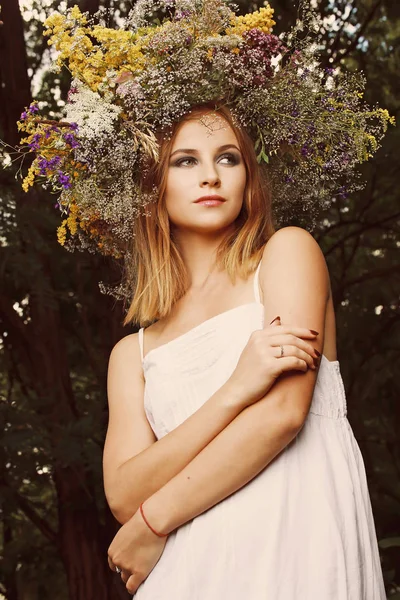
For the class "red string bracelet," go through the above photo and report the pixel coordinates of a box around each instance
[139,502,168,538]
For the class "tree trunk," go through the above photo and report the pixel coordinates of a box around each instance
[0,0,31,145]
[53,467,116,600]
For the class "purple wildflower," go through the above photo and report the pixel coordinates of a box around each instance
[300,68,311,80]
[28,103,39,114]
[337,185,348,199]
[174,9,191,20]
[63,132,80,148]
[69,122,79,131]
[284,174,295,183]
[241,30,284,79]
[20,111,28,121]
[28,133,41,151]
[325,67,335,76]
[301,144,313,157]
[37,155,62,175]
[58,171,72,189]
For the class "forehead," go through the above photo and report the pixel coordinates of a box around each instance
[172,112,238,148]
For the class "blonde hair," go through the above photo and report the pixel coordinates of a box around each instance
[123,102,276,327]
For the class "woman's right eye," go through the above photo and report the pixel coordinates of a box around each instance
[174,157,196,167]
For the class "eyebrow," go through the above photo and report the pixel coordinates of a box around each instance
[170,144,241,158]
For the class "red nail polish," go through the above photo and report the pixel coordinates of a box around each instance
[270,316,280,325]
[310,330,319,335]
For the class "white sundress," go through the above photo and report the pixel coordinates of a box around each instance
[136,258,386,599]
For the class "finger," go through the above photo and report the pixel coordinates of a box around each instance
[269,325,319,338]
[121,569,130,584]
[126,572,145,595]
[108,555,116,571]
[269,334,320,358]
[277,355,309,372]
[276,345,318,368]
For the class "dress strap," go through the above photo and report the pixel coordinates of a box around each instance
[253,259,263,304]
[138,327,144,362]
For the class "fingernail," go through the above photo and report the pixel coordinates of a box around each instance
[270,316,280,325]
[310,330,319,335]
[314,349,321,357]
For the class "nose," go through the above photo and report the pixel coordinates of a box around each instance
[199,162,221,188]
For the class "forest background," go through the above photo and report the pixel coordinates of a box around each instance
[0,0,399,598]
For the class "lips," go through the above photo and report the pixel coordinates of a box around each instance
[194,195,226,203]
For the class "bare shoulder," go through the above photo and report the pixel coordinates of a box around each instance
[110,331,140,354]
[108,332,143,376]
[260,226,330,297]
[262,226,325,260]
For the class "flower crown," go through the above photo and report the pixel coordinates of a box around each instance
[7,0,395,258]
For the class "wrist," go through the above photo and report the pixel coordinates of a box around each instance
[222,376,250,410]
[141,490,176,536]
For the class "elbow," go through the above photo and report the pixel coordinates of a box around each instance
[272,402,308,439]
[105,488,139,525]
[284,405,309,434]
[107,499,137,525]
[274,391,311,434]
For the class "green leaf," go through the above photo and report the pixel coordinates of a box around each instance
[261,150,269,164]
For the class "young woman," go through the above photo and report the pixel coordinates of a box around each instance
[103,104,386,598]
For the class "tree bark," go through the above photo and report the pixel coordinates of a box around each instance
[0,0,31,145]
[53,466,114,600]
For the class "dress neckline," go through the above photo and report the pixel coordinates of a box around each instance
[142,301,263,364]
[141,301,339,368]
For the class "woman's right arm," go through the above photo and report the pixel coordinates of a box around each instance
[103,333,245,524]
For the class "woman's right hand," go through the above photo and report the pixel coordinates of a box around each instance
[227,316,321,408]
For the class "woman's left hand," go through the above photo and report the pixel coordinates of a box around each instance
[108,507,168,595]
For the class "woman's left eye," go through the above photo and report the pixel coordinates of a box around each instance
[219,153,238,164]
[174,153,239,167]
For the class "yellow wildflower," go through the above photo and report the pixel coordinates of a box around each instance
[378,108,396,127]
[70,5,87,23]
[227,5,275,36]
[22,162,39,192]
[57,220,68,245]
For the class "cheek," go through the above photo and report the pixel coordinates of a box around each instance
[233,166,247,197]
[165,169,190,197]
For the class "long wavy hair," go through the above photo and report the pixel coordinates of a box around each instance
[123,102,277,327]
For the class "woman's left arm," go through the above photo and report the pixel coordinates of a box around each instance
[143,226,331,534]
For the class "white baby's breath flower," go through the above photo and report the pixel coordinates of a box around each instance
[64,81,122,141]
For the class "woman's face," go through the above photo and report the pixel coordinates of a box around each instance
[164,112,247,239]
